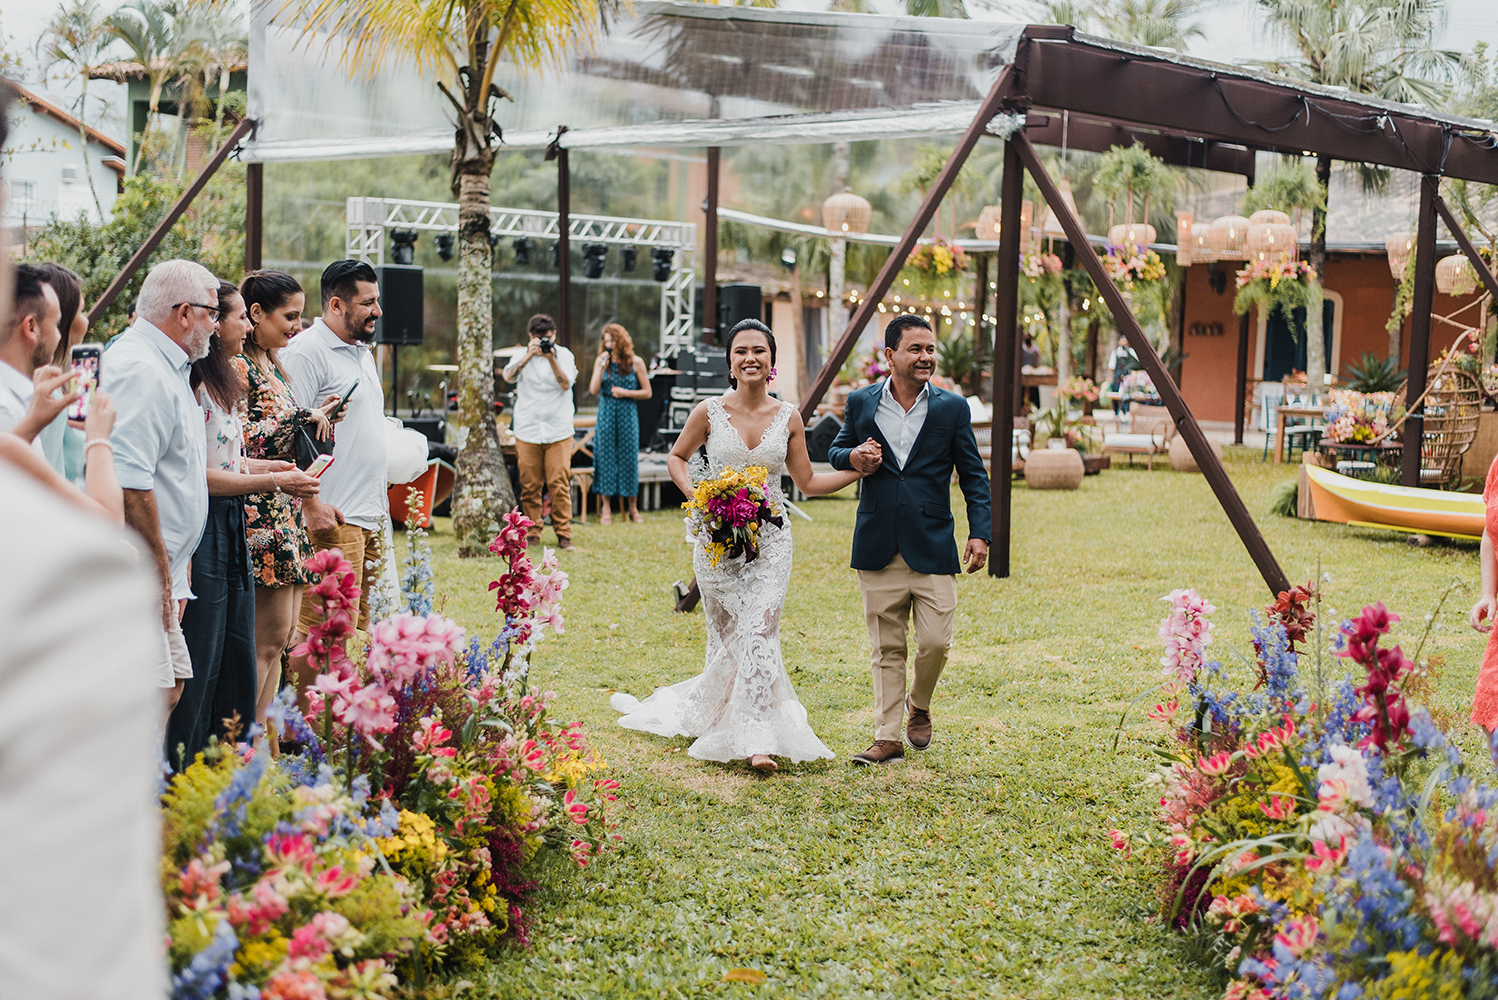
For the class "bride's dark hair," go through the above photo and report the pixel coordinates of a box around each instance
[724,319,776,389]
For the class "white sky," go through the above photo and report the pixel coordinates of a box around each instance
[3,0,1496,143]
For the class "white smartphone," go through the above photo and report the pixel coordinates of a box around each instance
[68,344,102,419]
[306,454,335,478]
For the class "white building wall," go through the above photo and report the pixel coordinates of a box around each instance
[2,100,121,227]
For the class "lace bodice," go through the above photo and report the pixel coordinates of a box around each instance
[704,396,793,504]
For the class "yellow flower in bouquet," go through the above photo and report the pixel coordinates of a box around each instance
[683,465,784,567]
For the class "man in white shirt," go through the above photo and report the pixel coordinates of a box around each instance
[105,259,220,710]
[0,264,72,456]
[281,260,388,675]
[502,313,578,550]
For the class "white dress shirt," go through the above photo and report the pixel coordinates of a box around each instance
[0,360,46,457]
[279,319,389,531]
[0,461,168,1000]
[104,321,208,601]
[875,377,929,469]
[506,345,577,445]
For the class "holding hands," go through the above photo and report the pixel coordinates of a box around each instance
[849,437,883,475]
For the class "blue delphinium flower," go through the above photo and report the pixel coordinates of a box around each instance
[1330,833,1423,954]
[1249,614,1303,706]
[400,513,435,616]
[361,796,402,838]
[171,917,238,1000]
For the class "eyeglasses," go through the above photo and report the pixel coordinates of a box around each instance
[173,302,224,319]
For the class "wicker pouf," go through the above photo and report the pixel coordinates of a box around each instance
[1168,434,1223,473]
[1024,448,1085,489]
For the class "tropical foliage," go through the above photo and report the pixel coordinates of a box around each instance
[1341,352,1407,394]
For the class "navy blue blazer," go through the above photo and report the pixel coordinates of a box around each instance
[827,381,992,575]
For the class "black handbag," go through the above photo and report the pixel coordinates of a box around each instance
[293,415,334,470]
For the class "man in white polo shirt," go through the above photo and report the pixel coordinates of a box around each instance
[105,259,220,710]
[281,260,387,697]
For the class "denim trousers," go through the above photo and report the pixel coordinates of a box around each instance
[168,497,257,769]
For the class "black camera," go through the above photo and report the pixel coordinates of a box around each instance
[538,338,554,354]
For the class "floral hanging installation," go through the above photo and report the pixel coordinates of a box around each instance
[161,510,619,998]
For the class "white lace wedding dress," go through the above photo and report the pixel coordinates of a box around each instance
[610,397,834,763]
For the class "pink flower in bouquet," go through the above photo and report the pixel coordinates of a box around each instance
[413,715,456,757]
[287,921,334,961]
[1198,751,1233,777]
[1108,829,1131,857]
[314,865,358,898]
[1147,696,1180,722]
[261,970,327,1000]
[571,838,596,866]
[1159,588,1216,683]
[1275,916,1319,957]
[1304,836,1347,874]
[563,788,590,825]
[1258,795,1296,821]
[1246,717,1297,758]
[1316,777,1349,813]
[489,511,536,564]
[367,612,466,686]
[335,682,398,740]
[265,831,317,872]
[178,856,231,908]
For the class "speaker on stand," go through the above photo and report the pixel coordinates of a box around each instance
[374,264,424,414]
[717,283,762,335]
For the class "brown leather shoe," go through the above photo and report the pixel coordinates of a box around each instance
[851,740,905,766]
[906,696,933,750]
[557,538,577,550]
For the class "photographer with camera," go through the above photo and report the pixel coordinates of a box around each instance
[502,314,577,550]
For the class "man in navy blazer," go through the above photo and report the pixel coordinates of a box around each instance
[828,314,991,765]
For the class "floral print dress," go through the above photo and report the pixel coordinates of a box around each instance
[240,356,317,588]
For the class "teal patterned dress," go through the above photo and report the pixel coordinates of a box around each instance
[593,360,640,498]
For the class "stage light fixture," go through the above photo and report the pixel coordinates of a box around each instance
[550,241,560,267]
[780,246,797,270]
[651,247,674,282]
[582,243,608,279]
[389,228,419,266]
[435,233,454,261]
[620,245,638,272]
[512,237,532,265]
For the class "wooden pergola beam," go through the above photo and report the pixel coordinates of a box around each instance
[1401,176,1439,488]
[1013,131,1290,596]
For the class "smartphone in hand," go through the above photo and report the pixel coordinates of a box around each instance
[306,454,335,478]
[68,344,102,419]
[328,380,359,419]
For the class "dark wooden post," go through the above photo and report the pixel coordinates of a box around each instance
[1234,312,1250,445]
[972,252,989,397]
[87,117,255,325]
[556,146,572,350]
[1015,133,1289,595]
[989,142,1023,579]
[246,162,263,272]
[1401,175,1438,488]
[704,146,720,345]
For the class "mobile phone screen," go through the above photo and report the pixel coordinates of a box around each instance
[306,454,335,478]
[330,380,359,419]
[68,345,102,420]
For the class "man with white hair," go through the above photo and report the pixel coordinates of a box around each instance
[104,259,220,710]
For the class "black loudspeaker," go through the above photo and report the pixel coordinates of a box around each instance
[806,414,842,463]
[373,264,423,345]
[718,283,762,334]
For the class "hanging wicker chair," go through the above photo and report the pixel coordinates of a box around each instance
[1412,365,1482,487]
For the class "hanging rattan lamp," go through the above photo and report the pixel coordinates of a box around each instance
[1247,209,1291,227]
[822,189,872,236]
[1386,233,1414,279]
[976,205,1001,241]
[1190,222,1216,262]
[1209,215,1250,260]
[1108,221,1157,248]
[1436,254,1478,296]
[1246,222,1299,261]
[1040,176,1079,238]
[1177,212,1194,265]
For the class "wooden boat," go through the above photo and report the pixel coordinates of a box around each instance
[1299,464,1485,540]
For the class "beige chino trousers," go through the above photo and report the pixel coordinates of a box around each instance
[857,551,958,742]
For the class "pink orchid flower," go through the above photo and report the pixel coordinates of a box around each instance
[1275,916,1319,957]
[1258,795,1295,821]
[1198,751,1233,777]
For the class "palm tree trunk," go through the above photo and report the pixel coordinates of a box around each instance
[1055,289,1072,390]
[77,79,105,220]
[826,141,851,373]
[1305,154,1331,397]
[451,153,516,557]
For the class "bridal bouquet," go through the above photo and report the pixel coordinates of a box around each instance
[684,465,784,567]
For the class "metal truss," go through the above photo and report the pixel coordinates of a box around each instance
[347,197,698,353]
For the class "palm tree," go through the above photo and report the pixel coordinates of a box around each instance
[1255,0,1467,376]
[278,0,611,557]
[106,0,179,172]
[1096,0,1206,51]
[40,0,115,219]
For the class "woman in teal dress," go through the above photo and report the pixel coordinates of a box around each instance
[587,323,652,524]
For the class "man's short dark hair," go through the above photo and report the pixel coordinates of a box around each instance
[320,259,379,309]
[528,314,556,337]
[8,263,52,336]
[884,313,933,352]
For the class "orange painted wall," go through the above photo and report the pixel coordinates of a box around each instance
[1178,256,1485,424]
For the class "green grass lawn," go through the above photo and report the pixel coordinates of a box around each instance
[417,448,1489,999]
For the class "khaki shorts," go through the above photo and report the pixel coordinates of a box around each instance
[298,523,380,633]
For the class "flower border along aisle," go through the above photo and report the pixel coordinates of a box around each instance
[1112,584,1498,999]
[161,512,619,998]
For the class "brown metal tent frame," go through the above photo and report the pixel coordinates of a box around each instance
[781,25,1498,597]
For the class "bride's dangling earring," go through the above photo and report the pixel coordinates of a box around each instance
[768,367,777,384]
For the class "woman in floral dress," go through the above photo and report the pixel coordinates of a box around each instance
[240,271,340,728]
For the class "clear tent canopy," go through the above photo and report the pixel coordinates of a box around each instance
[245,1,1025,161]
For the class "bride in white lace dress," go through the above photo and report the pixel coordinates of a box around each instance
[610,320,870,772]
